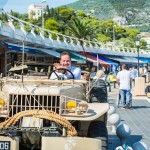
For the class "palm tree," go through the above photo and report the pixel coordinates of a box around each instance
[66,17,96,41]
[66,17,97,63]
[30,11,35,19]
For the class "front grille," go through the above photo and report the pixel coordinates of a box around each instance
[9,94,60,117]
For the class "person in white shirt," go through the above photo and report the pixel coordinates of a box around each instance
[130,67,138,86]
[112,65,116,75]
[144,66,148,75]
[117,64,132,109]
[49,51,81,80]
[143,66,148,83]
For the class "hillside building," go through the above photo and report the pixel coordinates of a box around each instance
[141,32,150,48]
[113,16,127,26]
[28,4,45,19]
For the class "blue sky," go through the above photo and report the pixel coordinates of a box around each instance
[1,0,78,14]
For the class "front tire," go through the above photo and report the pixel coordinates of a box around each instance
[88,121,108,150]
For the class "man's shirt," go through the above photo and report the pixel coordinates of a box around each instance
[130,69,138,79]
[117,70,131,90]
[50,66,81,80]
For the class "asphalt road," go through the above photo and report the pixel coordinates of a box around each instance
[107,84,150,150]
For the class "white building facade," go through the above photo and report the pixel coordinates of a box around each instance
[141,32,150,48]
[113,16,127,26]
[28,4,43,19]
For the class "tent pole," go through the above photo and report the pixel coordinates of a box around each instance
[97,54,99,71]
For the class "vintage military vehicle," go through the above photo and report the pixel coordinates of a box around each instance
[0,69,109,150]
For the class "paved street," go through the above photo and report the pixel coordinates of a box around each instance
[107,85,150,150]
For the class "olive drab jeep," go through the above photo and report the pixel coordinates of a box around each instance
[0,72,109,150]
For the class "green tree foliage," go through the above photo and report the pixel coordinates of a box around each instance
[45,5,50,17]
[99,20,128,41]
[97,34,110,43]
[115,26,127,39]
[45,19,59,32]
[46,7,59,20]
[66,17,96,41]
[83,17,99,30]
[140,39,147,49]
[76,10,87,18]
[59,7,74,23]
[126,28,140,40]
[9,10,27,20]
[120,38,135,47]
[99,20,117,40]
[0,12,8,22]
[29,19,41,27]
[24,24,31,32]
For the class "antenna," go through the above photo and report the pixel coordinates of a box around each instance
[79,38,88,63]
[21,31,30,83]
[21,40,25,83]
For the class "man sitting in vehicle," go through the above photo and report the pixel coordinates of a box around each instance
[49,51,81,80]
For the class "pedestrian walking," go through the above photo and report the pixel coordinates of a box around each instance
[116,64,132,109]
[130,67,138,86]
[143,66,148,83]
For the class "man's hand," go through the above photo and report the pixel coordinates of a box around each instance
[83,73,90,80]
[53,63,67,74]
[54,63,61,68]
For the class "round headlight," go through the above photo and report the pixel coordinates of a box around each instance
[78,102,88,112]
[0,98,5,107]
[66,100,76,112]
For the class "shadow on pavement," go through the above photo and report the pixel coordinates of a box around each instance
[131,106,150,109]
[108,134,142,150]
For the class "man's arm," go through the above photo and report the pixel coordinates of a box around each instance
[73,67,81,80]
[130,72,132,89]
[130,78,132,89]
[69,66,81,80]
[116,78,120,86]
[116,72,120,86]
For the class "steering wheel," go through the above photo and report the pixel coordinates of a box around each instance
[48,68,74,80]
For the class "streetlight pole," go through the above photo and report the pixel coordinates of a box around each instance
[78,39,90,69]
[135,37,140,77]
[42,0,46,29]
[21,32,30,83]
[97,54,99,72]
[113,25,116,50]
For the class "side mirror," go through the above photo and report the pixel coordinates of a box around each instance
[145,84,150,98]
